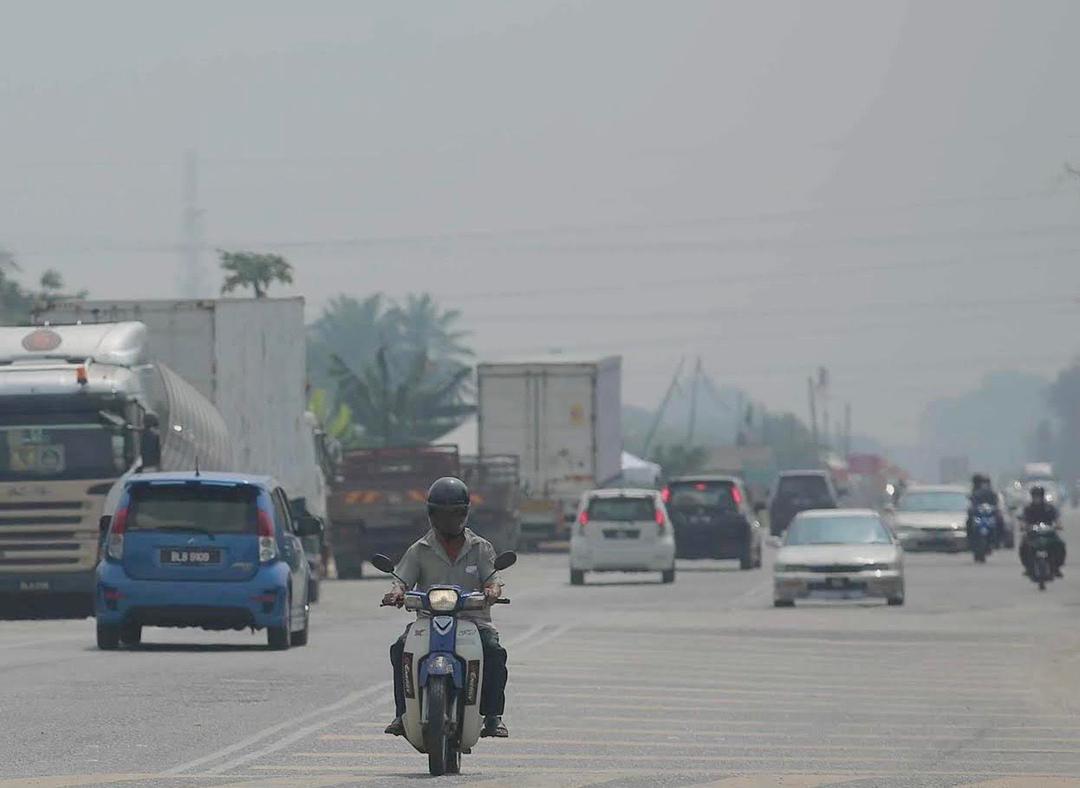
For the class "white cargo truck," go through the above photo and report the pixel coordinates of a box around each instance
[39,299,328,523]
[477,356,622,549]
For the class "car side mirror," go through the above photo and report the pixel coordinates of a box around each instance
[296,516,324,538]
[99,515,111,535]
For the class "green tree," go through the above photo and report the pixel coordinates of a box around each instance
[219,251,294,298]
[331,347,473,446]
[308,294,388,393]
[384,293,472,361]
[307,387,357,446]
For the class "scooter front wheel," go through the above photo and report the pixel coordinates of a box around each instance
[424,675,459,776]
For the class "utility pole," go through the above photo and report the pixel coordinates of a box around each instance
[686,357,703,445]
[807,376,819,453]
[179,149,205,298]
[843,402,852,458]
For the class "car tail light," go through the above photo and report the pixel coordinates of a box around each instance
[731,486,743,506]
[661,487,671,504]
[654,509,665,530]
[258,509,278,562]
[695,483,708,491]
[578,511,589,533]
[106,507,128,561]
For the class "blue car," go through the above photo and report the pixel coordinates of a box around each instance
[95,472,319,650]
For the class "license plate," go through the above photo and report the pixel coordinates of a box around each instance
[161,548,221,565]
[815,589,865,600]
[602,529,640,539]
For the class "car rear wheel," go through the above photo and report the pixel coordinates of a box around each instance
[739,545,754,570]
[887,596,905,606]
[661,567,676,584]
[97,623,120,650]
[308,576,320,604]
[292,606,310,647]
[570,569,585,586]
[120,623,142,647]
[773,599,795,608]
[267,590,291,650]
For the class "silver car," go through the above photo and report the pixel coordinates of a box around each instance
[888,485,970,552]
[773,509,905,607]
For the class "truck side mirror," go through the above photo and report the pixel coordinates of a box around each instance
[140,431,161,468]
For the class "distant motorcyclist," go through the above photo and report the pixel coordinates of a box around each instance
[382,477,509,739]
[966,474,1004,547]
[1020,485,1065,577]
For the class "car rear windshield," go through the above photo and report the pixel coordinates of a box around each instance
[777,475,831,501]
[587,497,657,522]
[897,491,969,512]
[127,484,259,535]
[667,481,738,511]
[785,516,891,545]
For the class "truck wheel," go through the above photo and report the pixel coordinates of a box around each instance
[97,623,121,650]
[425,676,456,776]
[570,569,585,586]
[120,623,142,647]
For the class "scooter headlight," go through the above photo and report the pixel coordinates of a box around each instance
[428,589,460,612]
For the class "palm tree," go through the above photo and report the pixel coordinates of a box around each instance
[330,347,474,446]
[308,294,389,389]
[219,251,294,298]
[384,293,472,361]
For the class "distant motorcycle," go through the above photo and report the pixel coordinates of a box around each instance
[971,504,995,563]
[1027,522,1058,591]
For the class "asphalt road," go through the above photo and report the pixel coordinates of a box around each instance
[2,513,1080,787]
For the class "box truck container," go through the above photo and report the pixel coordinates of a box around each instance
[39,299,328,523]
[477,356,622,548]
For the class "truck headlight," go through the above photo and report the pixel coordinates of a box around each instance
[428,589,460,612]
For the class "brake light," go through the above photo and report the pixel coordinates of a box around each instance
[655,509,665,530]
[695,483,708,491]
[578,511,589,532]
[731,486,743,506]
[106,507,128,561]
[258,509,278,562]
[661,487,671,504]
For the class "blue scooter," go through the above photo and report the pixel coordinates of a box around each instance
[971,503,995,563]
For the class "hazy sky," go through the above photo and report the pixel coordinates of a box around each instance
[2,1,1079,445]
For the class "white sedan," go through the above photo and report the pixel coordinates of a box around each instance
[773,509,905,607]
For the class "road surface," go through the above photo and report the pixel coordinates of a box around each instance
[1,514,1079,787]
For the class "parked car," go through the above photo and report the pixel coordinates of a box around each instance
[663,475,763,569]
[887,484,969,552]
[773,509,905,607]
[768,470,840,536]
[569,488,676,585]
[95,472,318,650]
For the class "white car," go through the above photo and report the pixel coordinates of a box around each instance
[888,485,970,552]
[570,488,676,585]
[773,509,904,607]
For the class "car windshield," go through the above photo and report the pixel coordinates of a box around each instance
[587,497,656,522]
[128,484,259,535]
[667,481,738,510]
[785,516,891,545]
[0,412,129,482]
[897,491,970,512]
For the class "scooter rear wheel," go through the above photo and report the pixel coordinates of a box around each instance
[424,676,459,776]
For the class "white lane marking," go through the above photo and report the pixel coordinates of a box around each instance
[169,621,564,776]
[162,683,390,775]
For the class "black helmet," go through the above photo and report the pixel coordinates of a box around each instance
[1031,485,1046,501]
[427,477,470,538]
[972,473,989,488]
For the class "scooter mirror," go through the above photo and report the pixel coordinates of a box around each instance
[493,551,518,572]
[371,554,396,574]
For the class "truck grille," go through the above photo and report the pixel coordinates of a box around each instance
[0,499,95,572]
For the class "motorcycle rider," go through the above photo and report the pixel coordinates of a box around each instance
[1020,485,1065,577]
[967,474,1005,548]
[382,477,510,739]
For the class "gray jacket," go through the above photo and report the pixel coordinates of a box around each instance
[393,528,503,626]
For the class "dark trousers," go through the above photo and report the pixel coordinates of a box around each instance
[391,626,508,718]
[1020,534,1066,573]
